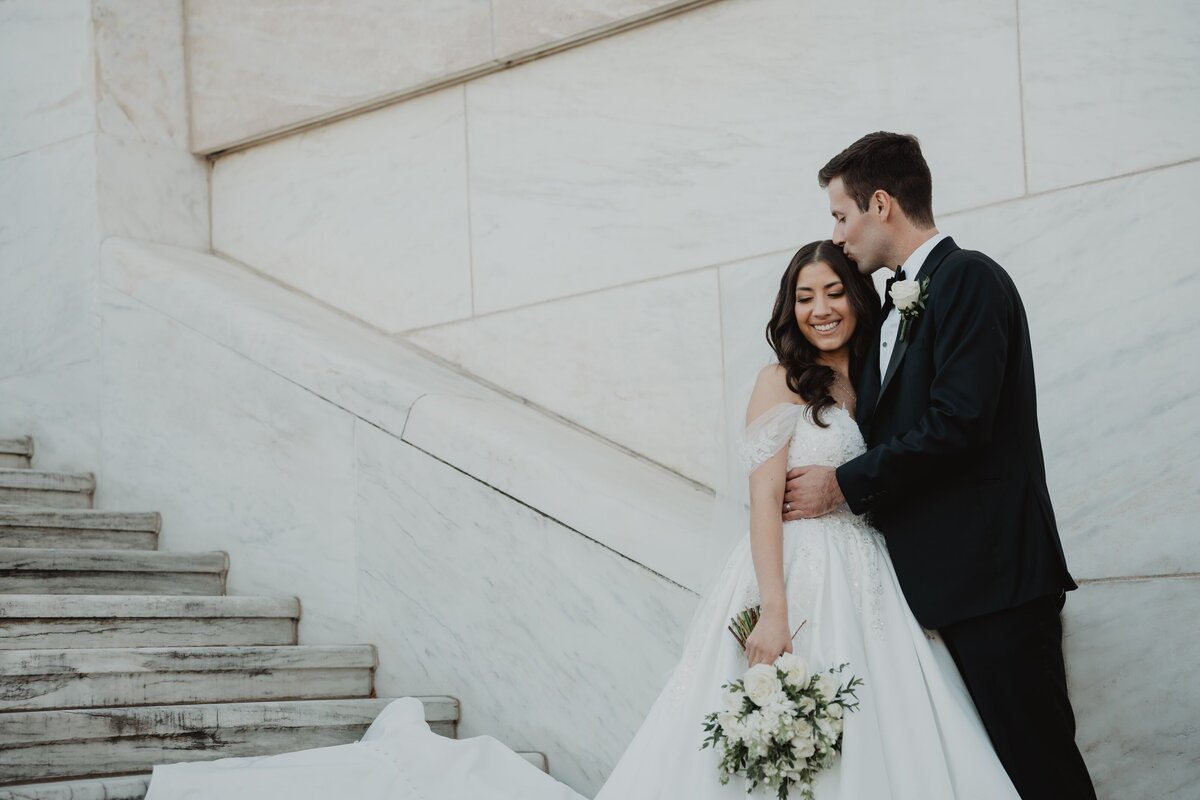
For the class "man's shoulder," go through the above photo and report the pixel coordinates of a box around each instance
[935,244,1014,290]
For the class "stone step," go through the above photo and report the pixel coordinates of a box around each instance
[0,644,376,712]
[0,510,160,550]
[0,548,227,596]
[0,775,149,800]
[0,438,33,469]
[0,470,94,509]
[0,595,298,650]
[0,697,459,785]
[0,752,546,798]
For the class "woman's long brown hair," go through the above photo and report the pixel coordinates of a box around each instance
[766,241,880,426]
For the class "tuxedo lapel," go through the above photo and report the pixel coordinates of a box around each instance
[874,237,959,413]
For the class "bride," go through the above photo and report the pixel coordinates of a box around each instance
[145,241,1016,799]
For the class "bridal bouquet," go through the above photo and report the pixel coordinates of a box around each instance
[702,657,863,800]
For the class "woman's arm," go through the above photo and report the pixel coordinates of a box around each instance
[743,366,798,666]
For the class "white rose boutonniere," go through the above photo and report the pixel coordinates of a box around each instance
[889,276,931,342]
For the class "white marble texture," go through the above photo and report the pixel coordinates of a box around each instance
[410,269,724,485]
[465,0,1024,313]
[185,0,493,152]
[0,135,101,379]
[353,421,698,794]
[100,238,482,436]
[98,288,360,644]
[211,86,472,333]
[0,0,94,160]
[491,0,694,55]
[0,360,101,475]
[403,393,719,592]
[942,160,1200,580]
[1020,0,1200,192]
[97,134,210,249]
[94,0,190,147]
[1064,576,1200,799]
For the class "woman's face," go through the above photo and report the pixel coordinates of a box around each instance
[793,261,857,354]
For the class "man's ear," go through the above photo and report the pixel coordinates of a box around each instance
[872,189,892,221]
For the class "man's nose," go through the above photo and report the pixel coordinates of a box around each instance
[831,227,845,246]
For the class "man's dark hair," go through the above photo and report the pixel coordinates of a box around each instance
[818,132,935,228]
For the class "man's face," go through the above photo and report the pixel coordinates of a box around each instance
[827,177,884,274]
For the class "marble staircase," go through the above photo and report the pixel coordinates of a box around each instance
[0,436,472,798]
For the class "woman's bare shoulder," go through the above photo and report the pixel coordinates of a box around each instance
[747,364,803,423]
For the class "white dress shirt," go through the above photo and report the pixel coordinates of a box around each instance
[879,232,950,381]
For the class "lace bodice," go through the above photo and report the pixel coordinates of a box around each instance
[738,403,866,474]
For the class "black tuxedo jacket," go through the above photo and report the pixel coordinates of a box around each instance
[837,237,1076,629]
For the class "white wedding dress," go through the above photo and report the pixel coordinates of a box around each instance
[144,403,1017,800]
[593,402,1018,799]
[144,697,586,800]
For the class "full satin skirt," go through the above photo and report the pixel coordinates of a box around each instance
[594,513,1019,799]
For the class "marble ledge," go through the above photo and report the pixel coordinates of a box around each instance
[98,237,485,437]
[402,393,720,593]
[96,238,719,595]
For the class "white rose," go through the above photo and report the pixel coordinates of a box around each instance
[816,717,836,740]
[798,696,816,715]
[814,673,840,701]
[889,278,922,311]
[722,688,745,714]
[743,663,784,706]
[791,719,813,740]
[831,716,844,735]
[790,732,816,759]
[773,652,809,687]
[826,702,844,719]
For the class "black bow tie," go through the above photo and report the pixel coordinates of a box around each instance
[884,267,907,296]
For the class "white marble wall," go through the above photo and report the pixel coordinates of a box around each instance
[93,0,209,249]
[1065,577,1200,799]
[93,239,705,793]
[211,87,471,333]
[0,1,101,472]
[183,0,709,152]
[1019,0,1200,192]
[355,422,696,791]
[409,270,725,484]
[0,0,95,161]
[0,0,208,471]
[98,288,361,642]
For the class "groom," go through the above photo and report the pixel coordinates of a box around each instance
[783,133,1095,799]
